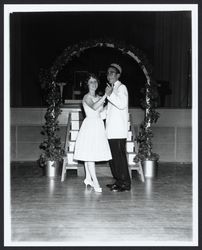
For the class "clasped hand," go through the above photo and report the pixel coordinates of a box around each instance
[105,83,113,96]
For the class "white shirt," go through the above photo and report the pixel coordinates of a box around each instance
[105,80,129,139]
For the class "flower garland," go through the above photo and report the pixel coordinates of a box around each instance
[39,38,160,165]
[50,38,153,80]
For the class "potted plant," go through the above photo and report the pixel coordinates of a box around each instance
[39,69,66,178]
[134,80,160,178]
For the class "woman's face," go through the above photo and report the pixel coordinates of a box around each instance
[88,77,98,91]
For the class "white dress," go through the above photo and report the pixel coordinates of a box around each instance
[74,99,112,162]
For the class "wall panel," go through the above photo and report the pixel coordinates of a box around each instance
[10,108,192,163]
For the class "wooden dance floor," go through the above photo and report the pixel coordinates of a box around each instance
[10,163,192,245]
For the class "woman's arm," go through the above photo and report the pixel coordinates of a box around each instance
[84,94,107,110]
[100,105,107,120]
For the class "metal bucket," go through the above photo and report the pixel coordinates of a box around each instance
[142,160,158,178]
[44,161,62,178]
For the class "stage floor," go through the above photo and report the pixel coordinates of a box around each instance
[10,163,193,246]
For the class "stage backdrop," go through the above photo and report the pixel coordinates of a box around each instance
[10,11,191,108]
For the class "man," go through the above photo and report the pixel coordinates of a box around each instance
[105,63,131,192]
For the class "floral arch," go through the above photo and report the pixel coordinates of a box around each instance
[48,38,159,124]
[50,39,152,84]
[39,39,160,165]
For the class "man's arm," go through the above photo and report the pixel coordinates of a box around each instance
[107,85,128,110]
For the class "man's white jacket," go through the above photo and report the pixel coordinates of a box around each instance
[105,80,129,139]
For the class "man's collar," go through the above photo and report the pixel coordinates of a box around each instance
[113,80,121,89]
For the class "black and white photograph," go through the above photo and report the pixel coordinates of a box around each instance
[4,3,198,247]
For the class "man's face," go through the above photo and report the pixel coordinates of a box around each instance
[107,67,120,85]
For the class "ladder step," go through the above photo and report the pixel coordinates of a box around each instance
[129,164,140,170]
[69,130,133,141]
[129,163,145,182]
[67,152,78,165]
[71,112,131,120]
[68,140,135,151]
[127,152,137,165]
[68,141,75,152]
[126,141,135,152]
[71,112,84,121]
[71,120,82,130]
[127,131,132,141]
[69,130,79,140]
[70,118,131,130]
[66,153,137,168]
[70,122,131,131]
[65,164,78,170]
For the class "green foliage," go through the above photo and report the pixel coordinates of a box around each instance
[39,71,66,167]
[134,123,159,162]
[134,80,160,163]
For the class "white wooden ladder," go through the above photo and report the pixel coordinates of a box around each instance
[61,111,144,182]
[128,114,145,182]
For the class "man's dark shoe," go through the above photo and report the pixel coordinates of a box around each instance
[110,185,121,192]
[111,185,131,192]
[119,186,131,191]
[106,183,117,189]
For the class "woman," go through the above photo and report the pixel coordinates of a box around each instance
[74,73,112,193]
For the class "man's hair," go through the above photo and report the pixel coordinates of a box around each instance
[109,63,122,74]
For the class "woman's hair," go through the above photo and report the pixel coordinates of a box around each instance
[85,73,100,86]
[82,73,100,96]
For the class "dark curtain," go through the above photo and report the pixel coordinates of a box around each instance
[153,12,191,108]
[10,12,192,108]
[10,14,23,106]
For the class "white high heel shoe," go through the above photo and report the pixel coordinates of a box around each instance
[84,179,94,188]
[93,185,102,193]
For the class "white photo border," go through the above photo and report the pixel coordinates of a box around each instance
[4,3,198,247]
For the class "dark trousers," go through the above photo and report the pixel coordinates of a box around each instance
[108,139,131,188]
